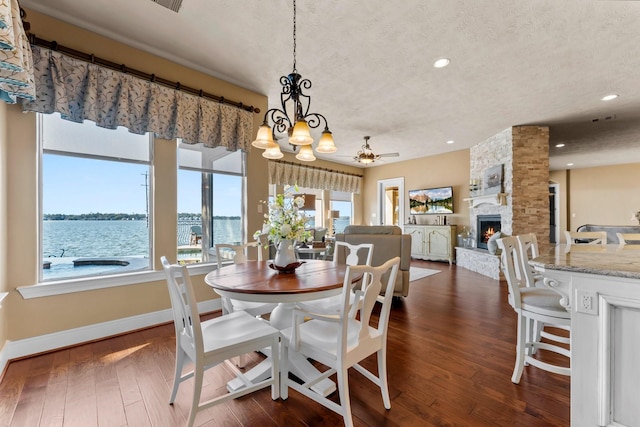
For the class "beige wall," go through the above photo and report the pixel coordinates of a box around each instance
[0,10,270,345]
[360,150,471,229]
[565,163,640,232]
[0,101,7,349]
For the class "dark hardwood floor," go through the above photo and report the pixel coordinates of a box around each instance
[0,260,570,426]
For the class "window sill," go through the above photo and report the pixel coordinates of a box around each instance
[17,262,218,299]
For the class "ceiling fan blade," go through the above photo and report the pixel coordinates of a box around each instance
[379,152,399,157]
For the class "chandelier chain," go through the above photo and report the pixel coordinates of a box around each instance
[292,0,297,73]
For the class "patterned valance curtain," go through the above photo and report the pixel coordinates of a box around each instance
[268,160,362,194]
[21,45,254,149]
[0,0,35,103]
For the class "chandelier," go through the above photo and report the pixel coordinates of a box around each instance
[251,0,336,162]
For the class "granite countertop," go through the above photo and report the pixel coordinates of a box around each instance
[530,244,640,280]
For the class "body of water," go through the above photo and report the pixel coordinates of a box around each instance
[42,219,242,280]
[43,218,242,258]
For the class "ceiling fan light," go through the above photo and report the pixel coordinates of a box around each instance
[262,142,284,159]
[315,130,337,153]
[289,119,314,145]
[251,124,274,149]
[295,144,316,161]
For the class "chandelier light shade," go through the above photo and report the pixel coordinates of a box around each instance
[289,119,314,145]
[252,124,275,149]
[262,142,284,159]
[252,0,335,162]
[295,143,316,162]
[316,129,337,153]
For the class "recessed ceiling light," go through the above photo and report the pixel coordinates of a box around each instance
[601,94,618,101]
[567,163,574,166]
[446,140,454,144]
[433,58,450,68]
[555,143,565,148]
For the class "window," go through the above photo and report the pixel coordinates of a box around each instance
[330,191,353,235]
[177,143,245,264]
[40,113,153,281]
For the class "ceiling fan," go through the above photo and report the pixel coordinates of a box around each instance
[353,136,399,165]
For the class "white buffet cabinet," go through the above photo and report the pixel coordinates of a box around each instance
[530,245,640,427]
[404,225,456,264]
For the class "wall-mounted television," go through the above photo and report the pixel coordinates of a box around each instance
[409,186,454,214]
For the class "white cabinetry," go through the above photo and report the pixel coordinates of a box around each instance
[404,225,456,264]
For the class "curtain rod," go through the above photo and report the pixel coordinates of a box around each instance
[270,160,363,178]
[27,34,260,114]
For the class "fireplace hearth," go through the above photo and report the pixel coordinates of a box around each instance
[477,215,501,250]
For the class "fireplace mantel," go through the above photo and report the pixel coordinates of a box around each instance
[463,193,507,208]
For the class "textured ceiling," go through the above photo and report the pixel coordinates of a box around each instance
[21,0,640,170]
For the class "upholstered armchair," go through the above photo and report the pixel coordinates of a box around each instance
[334,225,411,297]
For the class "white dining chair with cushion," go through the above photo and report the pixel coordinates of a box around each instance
[516,233,570,348]
[280,257,400,427]
[616,232,640,245]
[516,233,542,288]
[496,237,570,384]
[215,242,278,367]
[564,230,607,246]
[215,242,277,317]
[295,241,373,315]
[160,256,280,427]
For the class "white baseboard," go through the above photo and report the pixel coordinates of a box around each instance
[0,299,221,379]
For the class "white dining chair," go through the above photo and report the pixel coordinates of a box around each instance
[160,256,280,427]
[215,242,277,317]
[516,233,542,288]
[516,233,569,349]
[295,241,374,315]
[496,237,570,384]
[616,232,640,245]
[215,242,278,367]
[280,257,400,427]
[564,230,607,246]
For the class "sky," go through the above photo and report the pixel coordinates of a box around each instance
[43,155,242,216]
[41,112,242,217]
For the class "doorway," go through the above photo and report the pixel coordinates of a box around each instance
[549,183,559,244]
[377,178,404,227]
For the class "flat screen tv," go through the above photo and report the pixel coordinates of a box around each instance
[409,186,453,214]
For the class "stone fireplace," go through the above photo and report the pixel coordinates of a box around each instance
[456,125,550,280]
[476,215,501,250]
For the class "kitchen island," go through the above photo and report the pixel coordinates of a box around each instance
[530,245,640,427]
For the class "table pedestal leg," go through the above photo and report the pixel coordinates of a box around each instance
[226,301,337,397]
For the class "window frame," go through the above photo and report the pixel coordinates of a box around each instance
[23,114,156,297]
[177,144,247,265]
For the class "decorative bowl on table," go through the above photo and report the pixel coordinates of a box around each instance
[269,261,305,274]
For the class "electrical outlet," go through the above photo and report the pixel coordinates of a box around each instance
[575,289,598,315]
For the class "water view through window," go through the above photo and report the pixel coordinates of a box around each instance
[40,114,152,281]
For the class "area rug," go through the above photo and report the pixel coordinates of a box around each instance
[409,266,441,281]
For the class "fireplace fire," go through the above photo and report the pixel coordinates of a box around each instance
[476,215,501,250]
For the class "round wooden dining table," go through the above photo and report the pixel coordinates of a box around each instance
[205,259,353,397]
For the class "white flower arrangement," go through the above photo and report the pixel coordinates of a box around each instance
[254,185,312,246]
